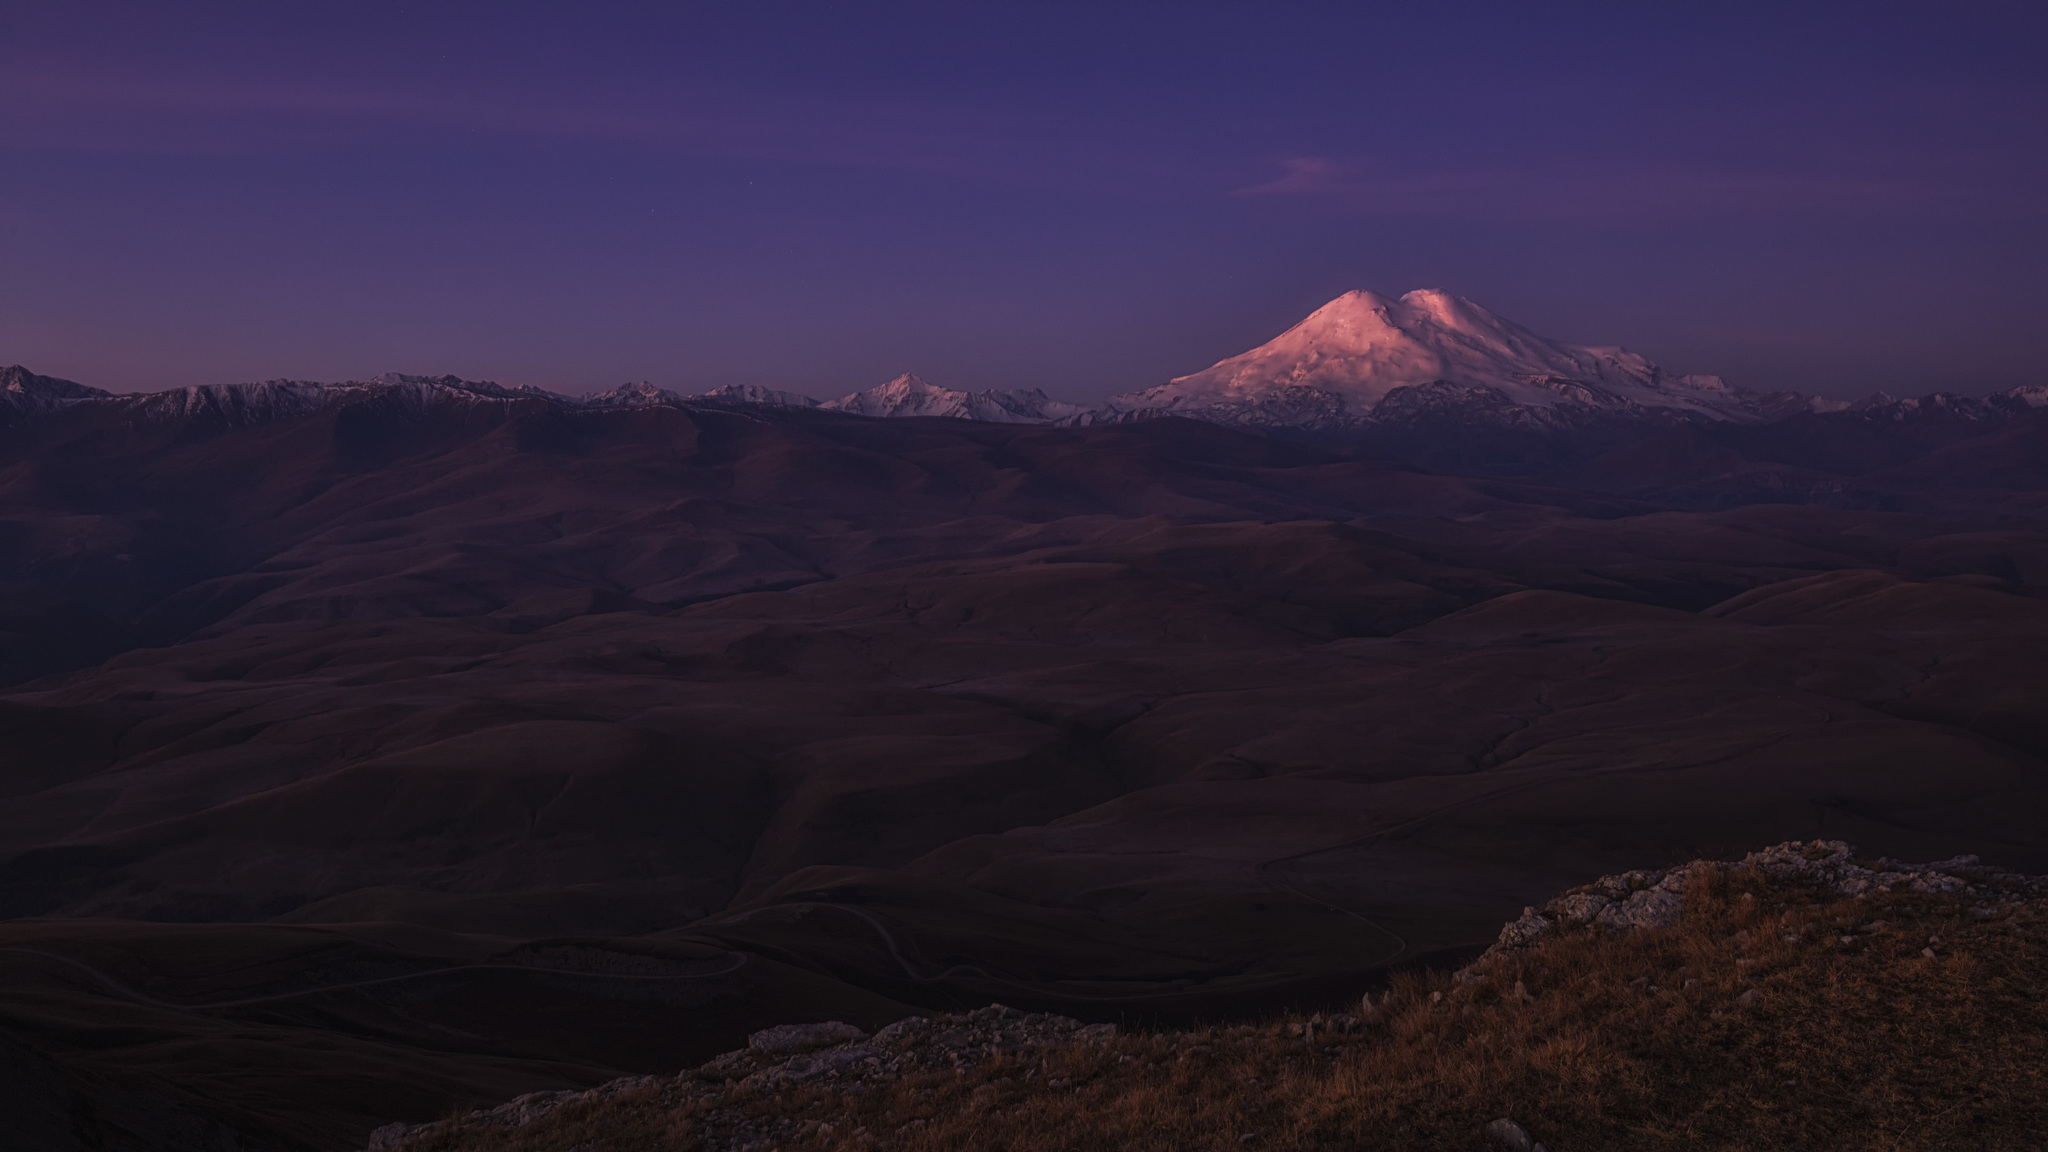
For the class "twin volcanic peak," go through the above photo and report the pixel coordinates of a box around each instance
[1102,289,1803,427]
[8,291,2042,433]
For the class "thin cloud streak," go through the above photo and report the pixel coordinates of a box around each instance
[1230,155,2044,220]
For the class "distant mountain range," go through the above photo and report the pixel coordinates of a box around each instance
[7,289,2044,442]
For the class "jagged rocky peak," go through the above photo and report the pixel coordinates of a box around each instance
[822,373,1087,423]
[1,364,112,408]
[590,382,826,409]
[821,373,963,416]
[370,371,476,389]
[100,371,562,425]
[1816,386,2048,423]
[1104,288,1789,427]
[686,384,823,408]
[585,380,691,407]
[367,372,564,400]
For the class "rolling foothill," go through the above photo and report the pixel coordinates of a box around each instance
[3,293,2046,1149]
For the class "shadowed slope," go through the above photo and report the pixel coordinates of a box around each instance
[2,396,2047,1148]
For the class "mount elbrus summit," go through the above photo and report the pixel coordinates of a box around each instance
[3,292,2047,1150]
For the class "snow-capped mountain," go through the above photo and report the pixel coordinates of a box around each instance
[1,364,112,415]
[583,380,690,407]
[599,374,1082,421]
[0,364,1090,432]
[1102,289,1806,430]
[0,367,574,432]
[688,384,823,408]
[585,382,824,408]
[819,373,1087,423]
[1834,386,2048,422]
[116,373,564,425]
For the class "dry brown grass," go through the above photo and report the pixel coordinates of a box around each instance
[398,867,2048,1152]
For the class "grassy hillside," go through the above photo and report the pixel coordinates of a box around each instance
[375,842,2048,1151]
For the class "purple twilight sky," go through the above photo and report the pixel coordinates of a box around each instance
[3,1,2045,401]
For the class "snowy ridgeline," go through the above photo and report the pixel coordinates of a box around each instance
[7,290,2045,432]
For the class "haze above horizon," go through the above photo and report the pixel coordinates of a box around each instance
[3,2,2044,401]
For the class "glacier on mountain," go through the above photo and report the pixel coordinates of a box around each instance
[1099,289,1801,429]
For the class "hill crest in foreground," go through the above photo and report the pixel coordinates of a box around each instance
[369,840,2048,1152]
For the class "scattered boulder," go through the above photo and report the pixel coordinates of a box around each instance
[755,1044,883,1085]
[872,1016,931,1044]
[748,1021,866,1055]
[1551,892,1611,924]
[1494,907,1553,951]
[1740,841,1987,899]
[1485,1117,1548,1152]
[1595,887,1683,930]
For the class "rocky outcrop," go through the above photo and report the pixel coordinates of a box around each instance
[361,839,2048,1152]
[364,1004,1116,1152]
[1477,839,2046,965]
[745,1020,868,1055]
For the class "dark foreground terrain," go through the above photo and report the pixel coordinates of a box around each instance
[368,841,2048,1152]
[3,371,2047,1148]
